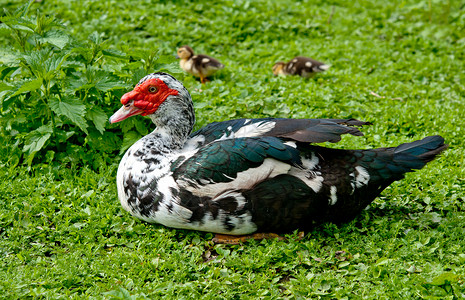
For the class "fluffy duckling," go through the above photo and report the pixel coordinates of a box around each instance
[176,45,224,83]
[273,56,330,78]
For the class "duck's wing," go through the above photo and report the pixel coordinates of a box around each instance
[189,118,370,145]
[192,54,224,70]
[291,57,330,74]
[172,136,302,190]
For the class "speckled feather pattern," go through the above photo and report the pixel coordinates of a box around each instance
[115,73,447,235]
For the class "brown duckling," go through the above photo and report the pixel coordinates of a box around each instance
[273,56,330,78]
[176,45,224,83]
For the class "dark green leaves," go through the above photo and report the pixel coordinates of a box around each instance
[87,106,107,134]
[1,78,42,110]
[36,30,70,49]
[49,96,88,134]
[22,124,53,164]
[120,131,142,154]
[22,124,53,154]
[12,78,42,96]
[0,4,161,167]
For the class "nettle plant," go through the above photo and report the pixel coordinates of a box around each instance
[0,2,179,169]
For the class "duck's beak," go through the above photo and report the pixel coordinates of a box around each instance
[175,54,180,59]
[109,103,143,124]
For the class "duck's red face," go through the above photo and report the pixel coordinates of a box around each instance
[109,78,179,123]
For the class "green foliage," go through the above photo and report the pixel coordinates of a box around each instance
[1,0,464,298]
[0,2,180,168]
[0,166,464,298]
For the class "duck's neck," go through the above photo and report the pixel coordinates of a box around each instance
[179,57,191,70]
[148,96,195,151]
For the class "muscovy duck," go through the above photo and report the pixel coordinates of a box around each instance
[273,56,330,77]
[109,72,447,241]
[176,45,224,84]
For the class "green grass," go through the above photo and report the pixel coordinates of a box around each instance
[1,0,465,298]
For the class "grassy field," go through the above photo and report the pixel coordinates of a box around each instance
[1,0,464,298]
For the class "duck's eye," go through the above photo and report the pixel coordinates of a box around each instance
[149,86,158,93]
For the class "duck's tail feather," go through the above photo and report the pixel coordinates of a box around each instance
[394,135,448,166]
[365,135,448,181]
[314,135,447,224]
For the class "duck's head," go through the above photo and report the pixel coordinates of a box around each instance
[272,62,285,76]
[176,45,194,60]
[109,72,191,124]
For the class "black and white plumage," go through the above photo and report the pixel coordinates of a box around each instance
[273,56,330,77]
[176,45,224,84]
[109,72,447,235]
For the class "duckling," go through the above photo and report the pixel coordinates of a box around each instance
[176,45,224,83]
[273,56,330,78]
